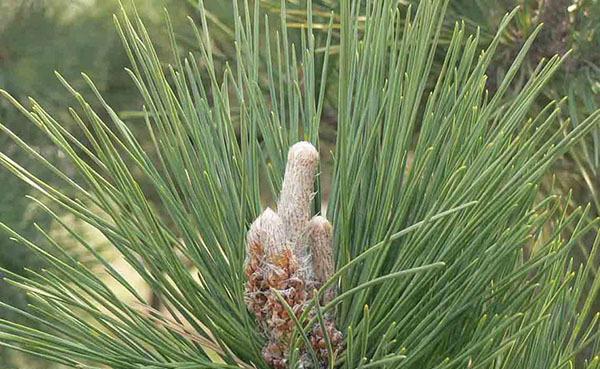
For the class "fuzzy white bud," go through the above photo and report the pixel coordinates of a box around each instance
[306,215,334,287]
[246,208,286,257]
[278,142,319,253]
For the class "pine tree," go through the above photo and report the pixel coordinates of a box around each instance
[0,1,599,368]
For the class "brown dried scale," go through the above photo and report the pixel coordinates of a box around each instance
[244,141,343,369]
[310,320,344,364]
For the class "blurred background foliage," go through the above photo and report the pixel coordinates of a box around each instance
[0,0,598,367]
[0,0,195,366]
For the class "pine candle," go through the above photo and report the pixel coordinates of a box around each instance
[244,142,342,369]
